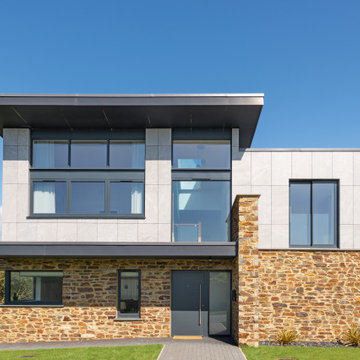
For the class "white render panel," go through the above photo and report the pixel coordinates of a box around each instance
[251,152,271,185]
[354,152,360,185]
[339,186,354,225]
[340,225,354,249]
[271,186,289,225]
[354,186,360,225]
[271,224,288,248]
[333,152,353,185]
[291,152,312,178]
[354,225,360,248]
[117,223,138,242]
[312,152,333,178]
[258,224,271,248]
[271,152,291,185]
[98,223,118,242]
[57,223,77,242]
[252,186,271,225]
[77,222,98,242]
[138,223,158,242]
[159,223,171,242]
[232,150,251,185]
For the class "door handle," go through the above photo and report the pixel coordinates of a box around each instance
[199,283,202,326]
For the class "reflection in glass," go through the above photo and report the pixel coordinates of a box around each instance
[173,140,230,169]
[9,271,63,304]
[71,141,107,168]
[33,140,68,168]
[209,272,231,335]
[313,182,337,246]
[110,141,145,168]
[172,181,230,242]
[290,183,311,246]
[33,182,66,214]
[71,182,105,214]
[110,182,144,215]
[0,271,5,305]
[119,271,139,316]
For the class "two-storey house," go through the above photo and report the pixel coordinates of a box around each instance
[0,94,359,346]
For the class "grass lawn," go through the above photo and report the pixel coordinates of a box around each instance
[0,344,163,360]
[242,345,360,360]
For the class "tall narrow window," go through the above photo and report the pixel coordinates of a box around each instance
[290,181,338,247]
[118,270,140,318]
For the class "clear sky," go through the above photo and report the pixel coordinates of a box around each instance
[0,0,360,207]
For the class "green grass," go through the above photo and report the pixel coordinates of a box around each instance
[242,345,360,360]
[0,344,163,360]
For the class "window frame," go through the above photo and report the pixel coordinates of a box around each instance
[4,270,63,306]
[289,180,339,248]
[171,129,232,243]
[117,270,141,319]
[29,130,145,219]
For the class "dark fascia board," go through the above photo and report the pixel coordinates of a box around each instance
[0,93,264,106]
[0,93,264,148]
[0,242,237,258]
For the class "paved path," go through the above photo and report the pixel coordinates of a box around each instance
[0,337,247,360]
[159,337,246,360]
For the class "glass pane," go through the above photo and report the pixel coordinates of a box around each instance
[33,182,66,214]
[209,272,231,335]
[71,182,105,214]
[9,271,62,304]
[120,272,139,315]
[0,271,5,305]
[172,181,230,242]
[110,141,145,168]
[173,140,230,169]
[71,140,107,168]
[33,140,68,168]
[313,182,337,246]
[110,182,144,215]
[290,183,311,246]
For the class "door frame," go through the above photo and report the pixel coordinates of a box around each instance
[170,270,232,337]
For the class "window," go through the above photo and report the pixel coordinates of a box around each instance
[33,181,67,214]
[110,141,145,168]
[71,140,107,168]
[118,270,140,318]
[172,130,231,242]
[290,181,338,247]
[30,130,145,218]
[71,182,105,214]
[33,140,68,168]
[173,181,230,242]
[5,271,63,305]
[173,140,230,169]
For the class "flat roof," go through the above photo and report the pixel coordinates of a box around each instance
[0,93,264,147]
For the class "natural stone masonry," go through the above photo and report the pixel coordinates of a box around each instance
[258,250,360,343]
[232,195,260,347]
[0,258,232,343]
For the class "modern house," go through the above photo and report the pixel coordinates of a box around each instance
[0,93,359,346]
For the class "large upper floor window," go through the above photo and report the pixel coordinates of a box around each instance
[4,271,63,306]
[30,130,145,218]
[172,129,231,242]
[290,180,338,247]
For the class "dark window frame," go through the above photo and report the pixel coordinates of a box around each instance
[29,130,145,219]
[289,180,339,248]
[4,270,63,306]
[171,129,232,243]
[117,270,141,319]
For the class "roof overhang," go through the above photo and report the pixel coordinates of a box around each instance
[0,93,264,147]
[0,242,237,258]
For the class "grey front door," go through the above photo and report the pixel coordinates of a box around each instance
[171,271,209,336]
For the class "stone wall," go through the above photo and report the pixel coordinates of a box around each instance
[258,250,360,343]
[0,258,232,343]
[232,195,260,346]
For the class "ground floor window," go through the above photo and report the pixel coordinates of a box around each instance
[118,270,140,318]
[5,271,63,305]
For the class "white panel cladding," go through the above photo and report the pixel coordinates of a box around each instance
[231,128,360,249]
[2,128,172,243]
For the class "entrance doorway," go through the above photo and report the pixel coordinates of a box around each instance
[171,270,231,337]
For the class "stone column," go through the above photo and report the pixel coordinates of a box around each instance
[232,195,260,347]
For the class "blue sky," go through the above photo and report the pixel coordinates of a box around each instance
[0,0,360,207]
